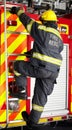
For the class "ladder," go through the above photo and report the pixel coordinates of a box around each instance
[0,0,30,128]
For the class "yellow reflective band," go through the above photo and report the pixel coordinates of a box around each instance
[53,116,62,121]
[17,10,24,16]
[27,20,34,33]
[38,26,62,40]
[0,71,6,86]
[0,91,6,107]
[32,104,44,112]
[14,70,21,76]
[33,52,62,66]
[0,111,6,122]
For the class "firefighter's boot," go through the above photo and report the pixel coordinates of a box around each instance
[21,111,36,129]
[9,81,27,99]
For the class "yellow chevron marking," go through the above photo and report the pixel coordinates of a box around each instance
[21,105,26,112]
[1,18,22,45]
[0,111,6,122]
[0,91,6,107]
[7,35,27,53]
[0,71,6,86]
[0,53,5,66]
[14,106,26,120]
[0,40,27,66]
[14,100,26,120]
[1,11,11,24]
[1,33,10,45]
[16,48,27,60]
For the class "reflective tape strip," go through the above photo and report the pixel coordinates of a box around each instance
[14,70,21,76]
[27,20,34,33]
[33,52,62,66]
[39,118,48,123]
[0,121,26,128]
[32,104,44,112]
[17,10,24,16]
[53,116,62,121]
[38,26,62,40]
[0,72,6,86]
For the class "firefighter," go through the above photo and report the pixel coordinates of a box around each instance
[10,7,64,128]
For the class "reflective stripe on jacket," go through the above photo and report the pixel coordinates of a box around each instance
[33,52,62,66]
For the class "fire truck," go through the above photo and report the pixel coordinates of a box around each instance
[0,0,72,129]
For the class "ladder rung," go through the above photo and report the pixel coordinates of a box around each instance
[8,53,26,56]
[7,30,29,35]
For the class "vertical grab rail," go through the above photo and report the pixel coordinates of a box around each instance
[4,0,9,125]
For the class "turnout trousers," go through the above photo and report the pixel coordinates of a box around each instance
[14,60,59,123]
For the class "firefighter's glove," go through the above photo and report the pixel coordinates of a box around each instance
[10,7,20,14]
[10,7,24,16]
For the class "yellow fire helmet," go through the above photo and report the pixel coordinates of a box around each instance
[41,9,57,21]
